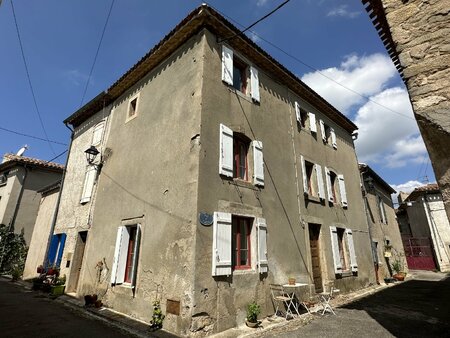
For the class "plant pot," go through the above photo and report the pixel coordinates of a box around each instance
[246,320,259,328]
[50,285,65,296]
[37,266,43,273]
[393,273,405,281]
[94,300,103,308]
[47,268,57,276]
[288,277,296,285]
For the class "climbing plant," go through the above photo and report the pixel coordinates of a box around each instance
[0,224,28,277]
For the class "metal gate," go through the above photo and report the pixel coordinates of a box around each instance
[402,237,436,271]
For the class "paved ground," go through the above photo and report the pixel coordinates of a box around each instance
[0,278,132,338]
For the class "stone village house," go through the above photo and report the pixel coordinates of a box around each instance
[52,5,376,336]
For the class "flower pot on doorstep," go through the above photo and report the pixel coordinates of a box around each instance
[50,285,65,296]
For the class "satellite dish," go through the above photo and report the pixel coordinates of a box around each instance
[16,144,28,156]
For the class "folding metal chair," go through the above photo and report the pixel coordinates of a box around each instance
[318,281,340,315]
[269,284,292,319]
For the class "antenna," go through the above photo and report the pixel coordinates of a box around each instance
[16,144,28,156]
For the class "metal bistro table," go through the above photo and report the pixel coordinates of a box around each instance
[282,283,310,316]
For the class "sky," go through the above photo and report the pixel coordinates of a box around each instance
[0,0,434,197]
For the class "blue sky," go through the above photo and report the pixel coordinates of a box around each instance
[0,0,434,195]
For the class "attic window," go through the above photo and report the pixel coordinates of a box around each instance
[126,93,140,122]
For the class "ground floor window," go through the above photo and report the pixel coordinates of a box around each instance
[232,216,252,270]
[111,225,141,286]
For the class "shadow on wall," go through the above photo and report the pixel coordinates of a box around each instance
[342,275,450,338]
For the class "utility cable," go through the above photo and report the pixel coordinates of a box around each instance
[80,0,115,107]
[0,126,68,146]
[46,149,68,163]
[209,3,415,121]
[11,0,56,155]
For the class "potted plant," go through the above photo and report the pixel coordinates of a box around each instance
[246,301,261,328]
[391,258,406,281]
[50,275,66,296]
[46,265,59,276]
[37,265,44,274]
[384,244,393,257]
[288,277,296,285]
[150,300,165,331]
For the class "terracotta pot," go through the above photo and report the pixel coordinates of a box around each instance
[37,266,43,273]
[393,273,405,281]
[288,277,296,285]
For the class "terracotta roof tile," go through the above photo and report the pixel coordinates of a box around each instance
[1,153,64,172]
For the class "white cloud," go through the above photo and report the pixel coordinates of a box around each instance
[256,0,269,7]
[301,53,397,114]
[63,69,89,87]
[327,5,360,19]
[247,31,261,44]
[391,180,424,194]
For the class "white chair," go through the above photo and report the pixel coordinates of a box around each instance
[318,281,340,315]
[269,284,292,319]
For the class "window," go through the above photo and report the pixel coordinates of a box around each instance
[330,227,357,275]
[80,165,96,204]
[222,45,260,102]
[91,121,105,147]
[219,124,264,186]
[378,195,387,224]
[301,156,325,200]
[232,216,252,270]
[212,212,268,276]
[325,168,347,207]
[320,120,337,149]
[111,225,141,286]
[330,171,338,203]
[126,94,140,122]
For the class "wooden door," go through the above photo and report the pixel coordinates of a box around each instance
[309,224,323,293]
[67,231,87,293]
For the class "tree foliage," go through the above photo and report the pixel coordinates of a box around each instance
[0,224,28,277]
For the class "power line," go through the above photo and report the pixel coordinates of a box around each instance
[219,0,290,43]
[10,0,57,155]
[47,149,68,163]
[80,0,115,107]
[0,126,68,146]
[208,3,415,121]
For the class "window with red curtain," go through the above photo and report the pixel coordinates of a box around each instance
[232,216,252,270]
[124,227,137,283]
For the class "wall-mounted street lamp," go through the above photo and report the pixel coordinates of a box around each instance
[84,146,100,165]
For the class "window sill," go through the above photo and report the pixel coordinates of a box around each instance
[336,271,355,278]
[229,179,259,191]
[227,86,253,103]
[232,269,257,275]
[125,114,137,124]
[305,195,321,203]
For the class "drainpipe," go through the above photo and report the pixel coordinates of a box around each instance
[42,123,74,268]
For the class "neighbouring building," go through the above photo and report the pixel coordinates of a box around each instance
[397,184,450,272]
[55,5,375,335]
[0,154,64,246]
[359,164,407,282]
[361,0,450,222]
[22,181,61,280]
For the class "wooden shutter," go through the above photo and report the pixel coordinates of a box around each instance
[111,226,129,285]
[320,120,326,142]
[212,212,232,276]
[257,218,268,273]
[47,234,59,266]
[252,141,264,186]
[331,128,337,149]
[315,164,325,200]
[300,155,308,195]
[309,112,317,133]
[130,225,141,287]
[55,233,67,268]
[250,66,260,103]
[80,166,96,204]
[295,102,301,124]
[325,167,334,203]
[330,226,343,274]
[219,124,233,177]
[338,174,348,207]
[91,121,105,146]
[345,229,358,272]
[222,45,233,86]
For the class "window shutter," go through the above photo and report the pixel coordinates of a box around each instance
[111,226,129,285]
[295,102,301,124]
[47,234,59,266]
[346,229,358,272]
[212,212,232,276]
[331,128,337,149]
[80,166,96,204]
[219,124,233,177]
[131,225,141,287]
[325,167,334,203]
[222,45,233,86]
[257,218,268,273]
[252,141,264,186]
[250,66,260,103]
[315,164,325,200]
[91,122,105,146]
[330,226,343,274]
[320,120,326,142]
[309,112,317,133]
[338,174,348,207]
[300,155,308,195]
[56,233,67,268]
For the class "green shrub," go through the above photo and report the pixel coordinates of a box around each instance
[247,301,261,323]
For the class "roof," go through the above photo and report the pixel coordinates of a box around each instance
[405,183,440,202]
[359,163,396,194]
[0,154,65,173]
[361,0,405,81]
[64,4,357,133]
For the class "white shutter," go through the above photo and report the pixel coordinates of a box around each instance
[257,218,268,274]
[252,141,264,186]
[80,166,96,203]
[346,229,358,272]
[320,120,326,142]
[330,226,343,274]
[91,122,105,146]
[212,212,232,276]
[116,227,130,284]
[338,174,348,207]
[331,128,337,149]
[309,112,317,133]
[315,164,325,200]
[300,155,308,195]
[130,224,141,287]
[111,226,126,285]
[219,124,233,177]
[250,66,260,103]
[295,102,301,124]
[325,167,334,203]
[222,45,233,86]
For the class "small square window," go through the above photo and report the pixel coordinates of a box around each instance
[126,94,140,122]
[232,216,252,270]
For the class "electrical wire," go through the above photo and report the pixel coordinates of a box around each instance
[0,126,68,146]
[46,149,68,163]
[10,0,57,155]
[208,3,415,121]
[79,0,115,107]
